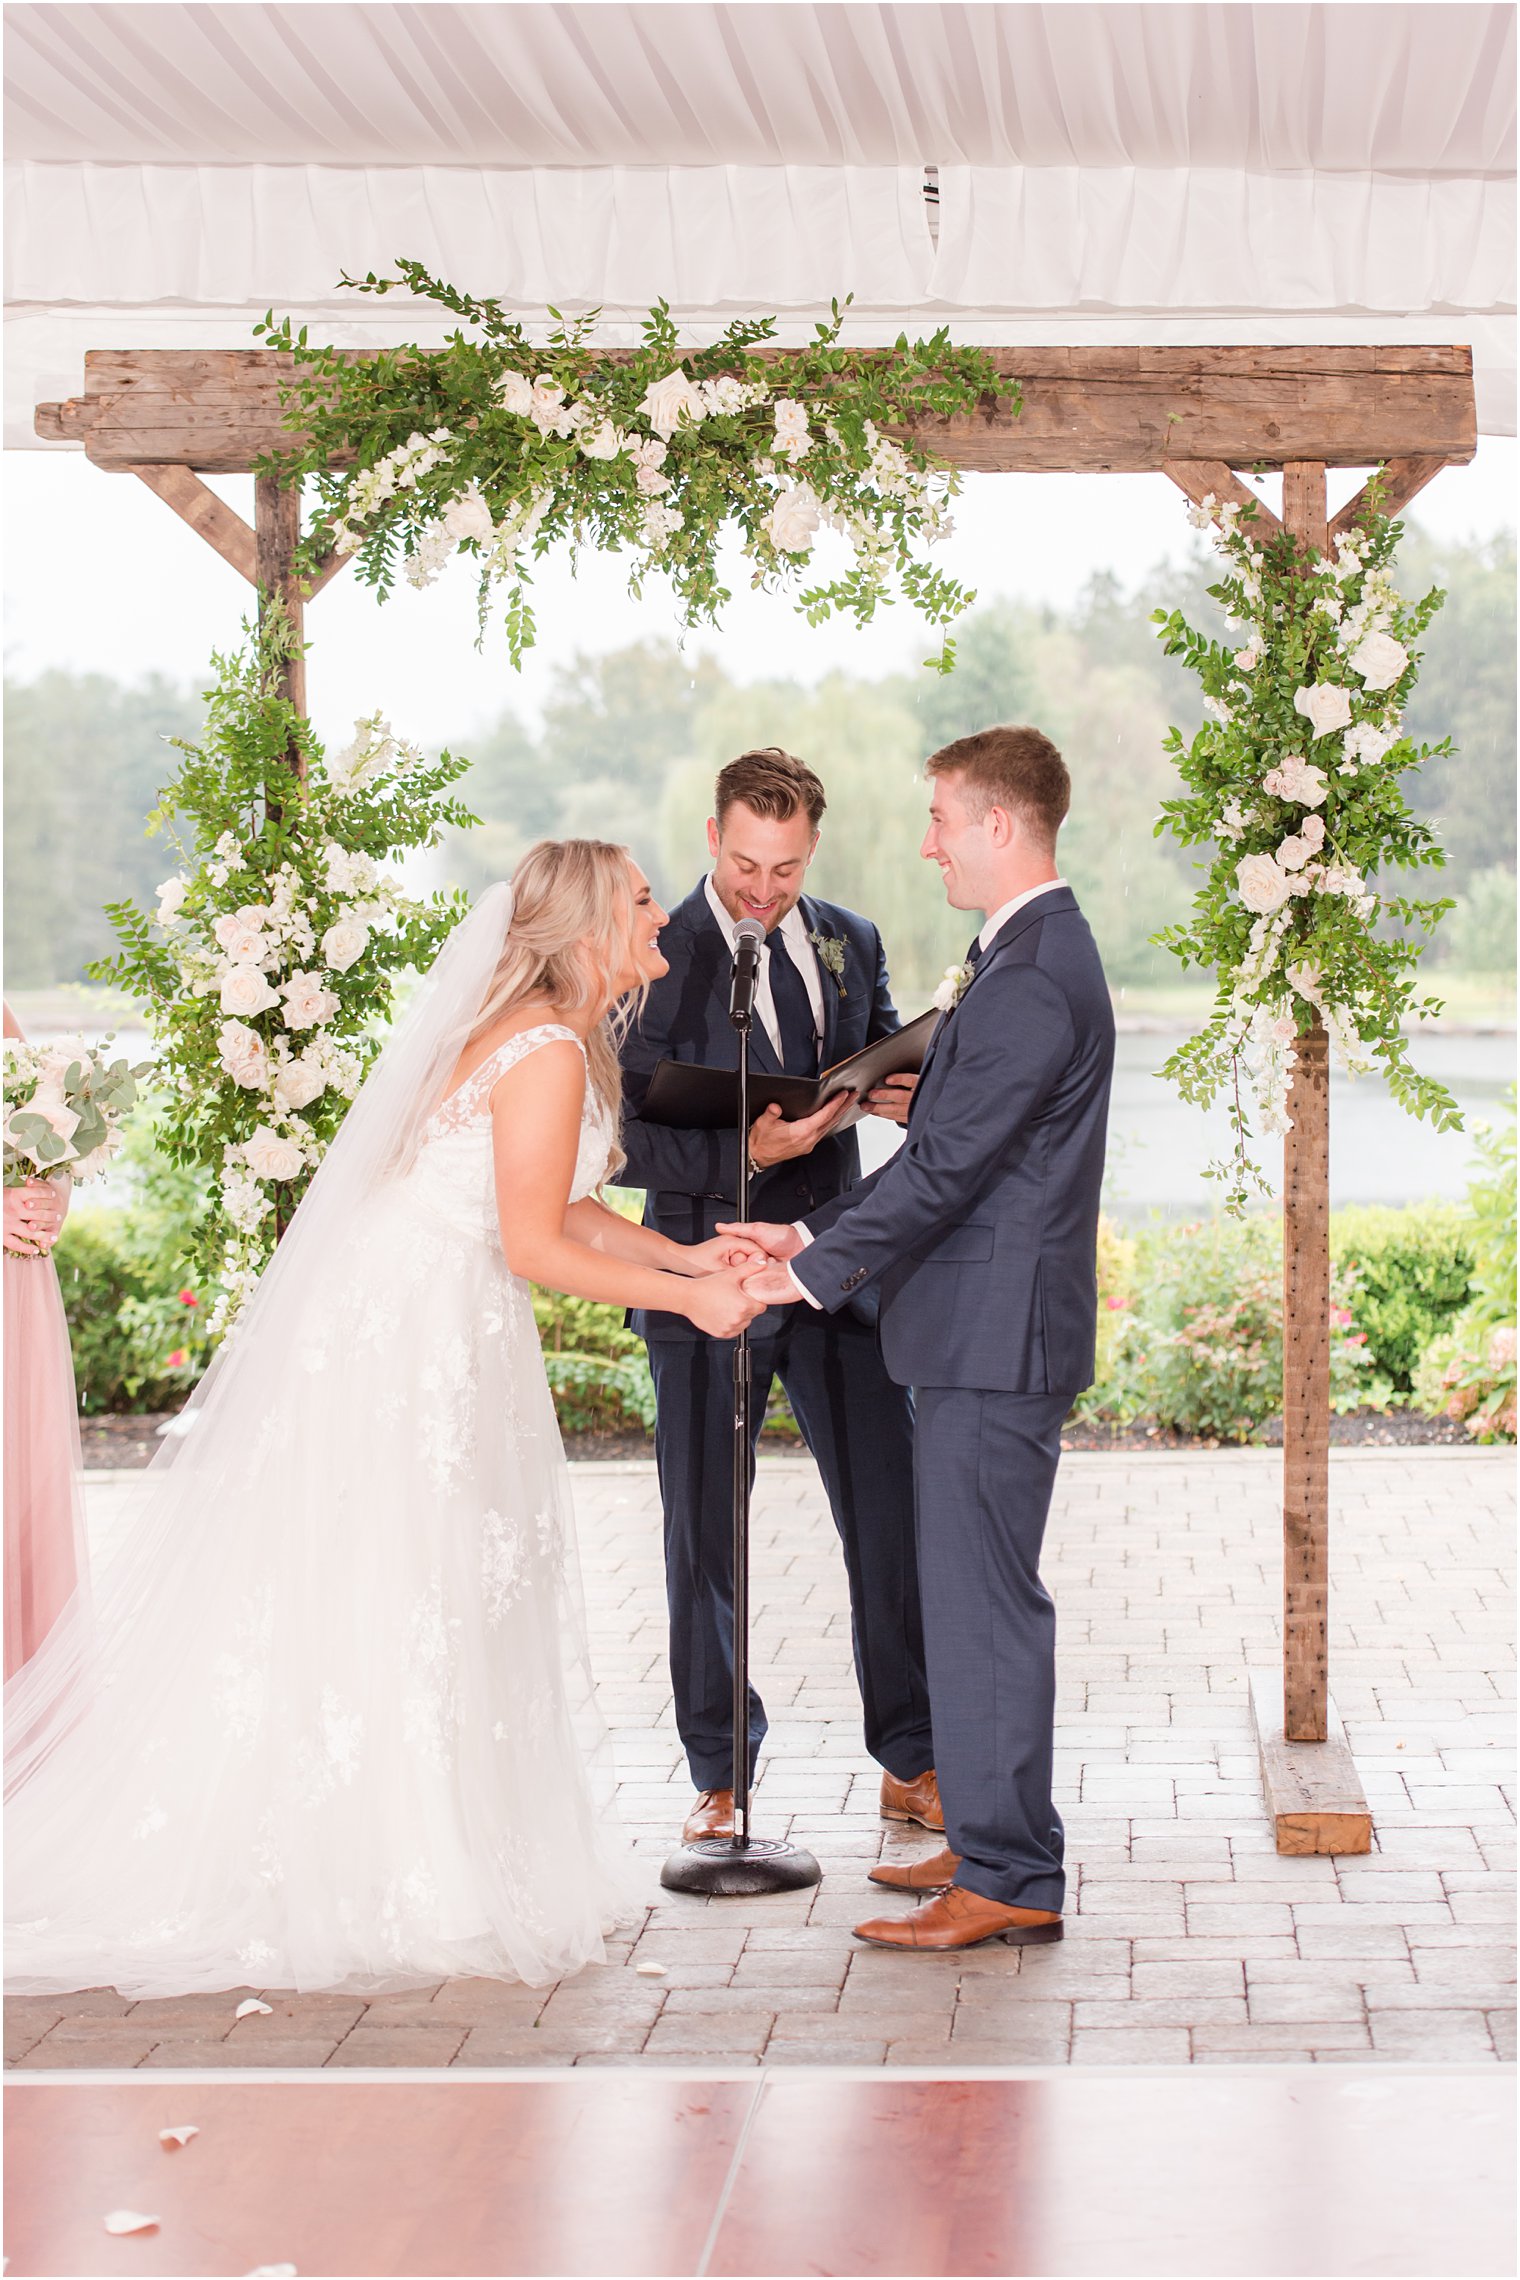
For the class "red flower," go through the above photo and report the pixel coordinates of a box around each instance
[179,1289,198,1307]
[166,1349,188,1370]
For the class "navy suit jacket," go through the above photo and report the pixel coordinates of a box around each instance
[794,887,1114,1397]
[619,880,901,1340]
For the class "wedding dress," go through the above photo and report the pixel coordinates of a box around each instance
[5,887,640,1996]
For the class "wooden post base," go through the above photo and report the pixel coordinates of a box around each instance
[1249,1667,1372,1855]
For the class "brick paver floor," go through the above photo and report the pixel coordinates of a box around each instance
[8,1449,1513,2070]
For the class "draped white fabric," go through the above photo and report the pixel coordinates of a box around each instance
[4,1,1514,440]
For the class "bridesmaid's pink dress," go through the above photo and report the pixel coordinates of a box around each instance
[4,1235,88,1679]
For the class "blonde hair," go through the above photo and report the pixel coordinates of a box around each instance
[468,839,644,1175]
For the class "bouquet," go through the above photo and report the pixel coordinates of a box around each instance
[3,1033,151,1188]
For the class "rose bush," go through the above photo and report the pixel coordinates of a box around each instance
[1152,485,1461,1208]
[93,610,476,1331]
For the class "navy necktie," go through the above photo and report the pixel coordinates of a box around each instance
[767,937,820,1075]
[965,934,986,971]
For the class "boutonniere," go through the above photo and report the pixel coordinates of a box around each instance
[932,961,975,1014]
[808,931,848,997]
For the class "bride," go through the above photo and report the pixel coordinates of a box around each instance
[5,840,763,1996]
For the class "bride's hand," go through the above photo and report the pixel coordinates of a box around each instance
[683,1265,768,1339]
[679,1233,766,1276]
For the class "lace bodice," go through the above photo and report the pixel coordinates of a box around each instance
[405,1024,615,1244]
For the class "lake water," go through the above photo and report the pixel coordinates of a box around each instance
[22,1014,1517,1220]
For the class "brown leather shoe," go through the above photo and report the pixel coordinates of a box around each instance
[682,1789,734,1843]
[879,1768,945,1832]
[854,1883,1063,1951]
[868,1846,962,1891]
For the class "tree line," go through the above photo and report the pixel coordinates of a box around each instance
[6,528,1513,996]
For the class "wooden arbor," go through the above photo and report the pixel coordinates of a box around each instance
[38,342,1477,1851]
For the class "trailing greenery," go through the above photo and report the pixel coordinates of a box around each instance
[1153,490,1462,1210]
[88,613,475,1329]
[258,267,1011,669]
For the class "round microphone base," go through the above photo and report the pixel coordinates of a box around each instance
[659,1835,823,1897]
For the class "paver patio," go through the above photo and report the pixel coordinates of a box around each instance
[7,1448,1513,2070]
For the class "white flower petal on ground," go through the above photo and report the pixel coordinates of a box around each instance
[104,2212,160,2235]
[1292,683,1353,739]
[158,2126,199,2148]
[234,1997,273,2019]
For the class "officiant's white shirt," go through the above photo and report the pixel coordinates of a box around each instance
[703,874,825,1067]
[786,876,1067,1304]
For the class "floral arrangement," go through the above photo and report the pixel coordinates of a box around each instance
[3,1036,149,1188]
[932,960,975,1014]
[808,931,848,996]
[1151,487,1462,1208]
[256,264,1012,670]
[92,611,476,1331]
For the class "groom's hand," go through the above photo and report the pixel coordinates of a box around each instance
[715,1219,803,1262]
[865,1072,917,1125]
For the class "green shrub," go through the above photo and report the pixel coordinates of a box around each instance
[53,1209,216,1413]
[1331,1204,1474,1393]
[531,1285,657,1435]
[1090,1214,1370,1440]
[1413,1102,1516,1441]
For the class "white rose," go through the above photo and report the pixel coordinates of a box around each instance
[442,490,494,544]
[579,419,625,461]
[497,370,534,416]
[639,370,706,439]
[243,1126,305,1182]
[1293,683,1353,739]
[1262,755,1328,807]
[1233,645,1261,673]
[321,919,370,974]
[762,485,822,555]
[529,378,572,436]
[772,399,811,461]
[1343,722,1397,769]
[273,1055,326,1111]
[281,971,341,1030]
[219,964,279,1017]
[1236,852,1293,915]
[1277,817,1324,871]
[156,876,189,922]
[217,1020,269,1090]
[213,914,270,963]
[1348,631,1410,691]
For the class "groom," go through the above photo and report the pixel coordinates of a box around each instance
[732,725,1114,1951]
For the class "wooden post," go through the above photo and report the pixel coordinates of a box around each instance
[254,470,307,765]
[1251,459,1371,1851]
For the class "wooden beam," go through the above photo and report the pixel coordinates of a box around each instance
[128,465,258,585]
[1329,455,1451,541]
[1249,1669,1372,1854]
[35,344,1478,478]
[254,473,306,760]
[1162,460,1283,534]
[1282,1010,1331,1746]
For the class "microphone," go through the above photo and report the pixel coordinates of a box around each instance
[729,917,766,1028]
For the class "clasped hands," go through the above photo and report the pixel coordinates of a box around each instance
[4,1177,65,1259]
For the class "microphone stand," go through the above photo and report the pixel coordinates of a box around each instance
[660,938,822,1899]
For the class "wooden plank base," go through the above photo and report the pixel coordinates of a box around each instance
[1250,1666,1373,1855]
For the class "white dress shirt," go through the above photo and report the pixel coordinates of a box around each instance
[787,876,1068,1306]
[703,874,825,1067]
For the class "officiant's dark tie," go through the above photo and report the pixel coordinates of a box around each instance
[768,937,820,1075]
[965,933,986,971]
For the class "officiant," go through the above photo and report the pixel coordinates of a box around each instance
[619,747,939,1845]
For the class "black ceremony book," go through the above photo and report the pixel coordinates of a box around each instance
[639,1008,939,1133]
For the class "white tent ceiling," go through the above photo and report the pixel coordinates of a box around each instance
[5,0,1515,445]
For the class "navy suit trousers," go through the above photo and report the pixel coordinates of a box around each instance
[650,1307,934,1791]
[913,1386,1069,1912]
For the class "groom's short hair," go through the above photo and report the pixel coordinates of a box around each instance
[715,747,828,832]
[926,726,1070,850]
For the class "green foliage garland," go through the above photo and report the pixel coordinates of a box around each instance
[1152,488,1463,1208]
[256,265,1013,671]
[91,610,476,1330]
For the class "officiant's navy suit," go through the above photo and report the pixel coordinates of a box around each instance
[793,885,1113,1912]
[619,880,934,1791]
